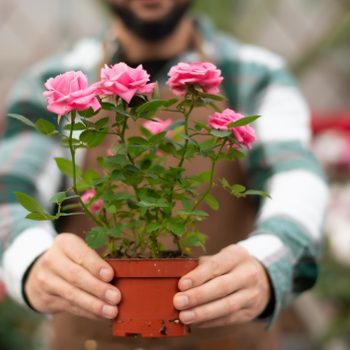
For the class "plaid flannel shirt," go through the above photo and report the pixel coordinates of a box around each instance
[0,17,329,324]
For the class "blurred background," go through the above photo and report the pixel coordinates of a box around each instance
[1,0,350,349]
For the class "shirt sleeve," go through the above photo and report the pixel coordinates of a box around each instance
[236,51,329,324]
[0,67,63,306]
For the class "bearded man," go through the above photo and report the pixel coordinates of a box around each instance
[1,1,328,349]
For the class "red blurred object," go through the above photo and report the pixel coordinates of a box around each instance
[311,110,350,135]
[0,280,6,302]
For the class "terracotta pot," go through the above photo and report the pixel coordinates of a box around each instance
[106,258,198,338]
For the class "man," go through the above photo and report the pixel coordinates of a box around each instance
[1,0,328,349]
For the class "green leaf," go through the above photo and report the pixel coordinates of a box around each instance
[164,119,185,132]
[129,95,148,108]
[123,164,143,185]
[181,198,193,211]
[49,192,67,204]
[165,218,185,237]
[136,98,178,118]
[95,117,109,129]
[82,119,96,128]
[140,126,153,138]
[107,225,124,238]
[59,212,84,217]
[140,158,152,170]
[54,157,82,178]
[197,171,211,182]
[194,121,210,132]
[106,205,117,214]
[204,193,219,210]
[78,107,100,118]
[182,231,207,248]
[111,143,127,156]
[100,102,115,110]
[15,192,45,213]
[231,184,246,194]
[128,136,149,146]
[177,210,209,218]
[244,190,271,199]
[146,222,161,233]
[227,115,260,128]
[177,99,192,112]
[228,184,249,198]
[63,122,86,131]
[210,129,231,138]
[111,170,125,181]
[226,147,245,159]
[201,93,226,101]
[137,200,169,209]
[35,119,57,136]
[61,137,81,148]
[80,129,107,148]
[199,138,217,152]
[221,178,230,189]
[8,113,36,128]
[86,227,107,249]
[159,142,177,156]
[81,169,100,184]
[149,132,167,145]
[26,212,55,221]
[115,107,132,118]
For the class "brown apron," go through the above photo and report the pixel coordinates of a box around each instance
[49,97,281,350]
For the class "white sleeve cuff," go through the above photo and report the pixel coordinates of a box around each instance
[2,225,56,306]
[238,234,286,265]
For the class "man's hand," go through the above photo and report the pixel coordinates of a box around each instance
[25,233,120,320]
[173,244,271,327]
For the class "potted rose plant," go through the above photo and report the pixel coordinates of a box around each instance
[10,61,267,338]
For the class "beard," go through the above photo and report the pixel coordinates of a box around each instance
[106,1,193,42]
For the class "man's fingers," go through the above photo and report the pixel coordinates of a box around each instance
[55,298,104,321]
[48,253,121,305]
[174,262,252,310]
[196,308,256,328]
[178,289,251,325]
[39,294,104,320]
[56,234,114,282]
[178,245,247,291]
[42,273,118,319]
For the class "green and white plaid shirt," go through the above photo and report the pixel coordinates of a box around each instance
[0,17,328,324]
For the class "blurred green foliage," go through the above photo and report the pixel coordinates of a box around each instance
[194,0,278,40]
[194,0,350,80]
[316,248,350,345]
[0,298,42,350]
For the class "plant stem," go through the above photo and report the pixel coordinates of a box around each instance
[178,102,194,169]
[67,111,105,227]
[163,98,196,253]
[167,99,194,215]
[115,101,140,202]
[69,111,78,192]
[185,140,226,224]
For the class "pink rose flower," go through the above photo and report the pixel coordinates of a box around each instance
[167,61,223,96]
[208,108,256,149]
[143,118,173,137]
[81,189,103,214]
[97,63,155,103]
[43,71,100,115]
[107,148,114,157]
[0,281,6,303]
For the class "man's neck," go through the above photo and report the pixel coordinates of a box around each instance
[113,16,194,63]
